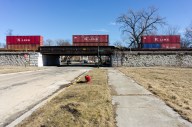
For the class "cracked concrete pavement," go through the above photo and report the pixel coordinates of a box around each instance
[108,68,192,127]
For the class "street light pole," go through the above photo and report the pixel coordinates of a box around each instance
[97,41,99,68]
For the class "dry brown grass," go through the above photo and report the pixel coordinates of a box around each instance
[17,68,115,127]
[118,67,192,122]
[0,66,42,74]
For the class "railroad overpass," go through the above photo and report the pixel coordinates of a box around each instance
[39,46,115,55]
[1,47,192,67]
[39,46,115,66]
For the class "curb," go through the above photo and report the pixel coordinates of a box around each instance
[5,70,89,127]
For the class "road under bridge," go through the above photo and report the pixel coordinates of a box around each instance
[39,46,115,66]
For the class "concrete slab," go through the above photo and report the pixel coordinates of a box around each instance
[108,69,151,95]
[108,68,192,127]
[113,96,191,127]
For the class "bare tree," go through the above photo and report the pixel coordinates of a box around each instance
[182,23,192,48]
[165,25,180,35]
[44,39,54,46]
[113,40,123,48]
[55,39,72,63]
[181,38,191,48]
[55,39,71,46]
[116,7,166,48]
[185,24,192,40]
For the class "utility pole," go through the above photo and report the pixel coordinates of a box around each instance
[97,41,99,68]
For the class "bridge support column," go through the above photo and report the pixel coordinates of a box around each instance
[36,53,43,67]
[110,55,113,67]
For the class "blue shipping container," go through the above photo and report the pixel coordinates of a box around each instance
[142,43,161,49]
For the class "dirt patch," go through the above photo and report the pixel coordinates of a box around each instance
[0,66,43,74]
[16,69,115,127]
[118,67,192,122]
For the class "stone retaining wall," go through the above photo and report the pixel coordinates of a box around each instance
[1,51,192,67]
[0,52,42,66]
[112,51,192,67]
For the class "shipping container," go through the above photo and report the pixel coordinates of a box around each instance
[73,35,109,43]
[161,43,181,49]
[141,35,180,43]
[142,43,161,49]
[7,44,40,51]
[6,36,44,45]
[73,42,108,46]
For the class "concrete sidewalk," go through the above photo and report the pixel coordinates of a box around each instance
[108,68,192,127]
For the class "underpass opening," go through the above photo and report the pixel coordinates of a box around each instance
[40,46,115,67]
[42,55,60,66]
[59,55,112,67]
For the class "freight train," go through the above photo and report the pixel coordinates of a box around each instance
[4,35,109,51]
[141,35,181,49]
[3,34,181,51]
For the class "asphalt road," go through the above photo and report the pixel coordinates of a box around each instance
[0,67,91,127]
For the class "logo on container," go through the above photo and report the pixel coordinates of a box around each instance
[17,38,31,42]
[155,38,169,42]
[84,37,99,41]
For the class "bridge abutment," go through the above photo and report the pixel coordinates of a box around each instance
[0,52,44,67]
[112,51,192,67]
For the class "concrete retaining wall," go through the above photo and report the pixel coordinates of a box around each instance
[0,52,43,67]
[112,51,192,67]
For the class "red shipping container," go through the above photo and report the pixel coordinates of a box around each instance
[31,37,34,45]
[7,37,9,45]
[73,42,108,46]
[7,44,40,50]
[8,45,11,50]
[14,45,18,50]
[73,35,109,43]
[9,45,12,49]
[161,43,181,49]
[6,36,43,45]
[9,45,14,50]
[40,36,43,45]
[141,35,180,43]
[7,45,10,49]
[18,45,21,50]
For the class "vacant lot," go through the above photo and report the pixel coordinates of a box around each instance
[17,69,115,127]
[118,67,192,122]
[0,66,42,74]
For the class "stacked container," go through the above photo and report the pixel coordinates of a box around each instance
[141,35,180,49]
[6,36,43,51]
[73,35,109,46]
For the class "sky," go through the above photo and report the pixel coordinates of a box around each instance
[0,0,192,46]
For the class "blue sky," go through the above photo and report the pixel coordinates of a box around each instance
[0,0,192,46]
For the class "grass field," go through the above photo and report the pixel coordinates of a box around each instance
[0,66,42,74]
[16,68,115,127]
[118,67,192,122]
